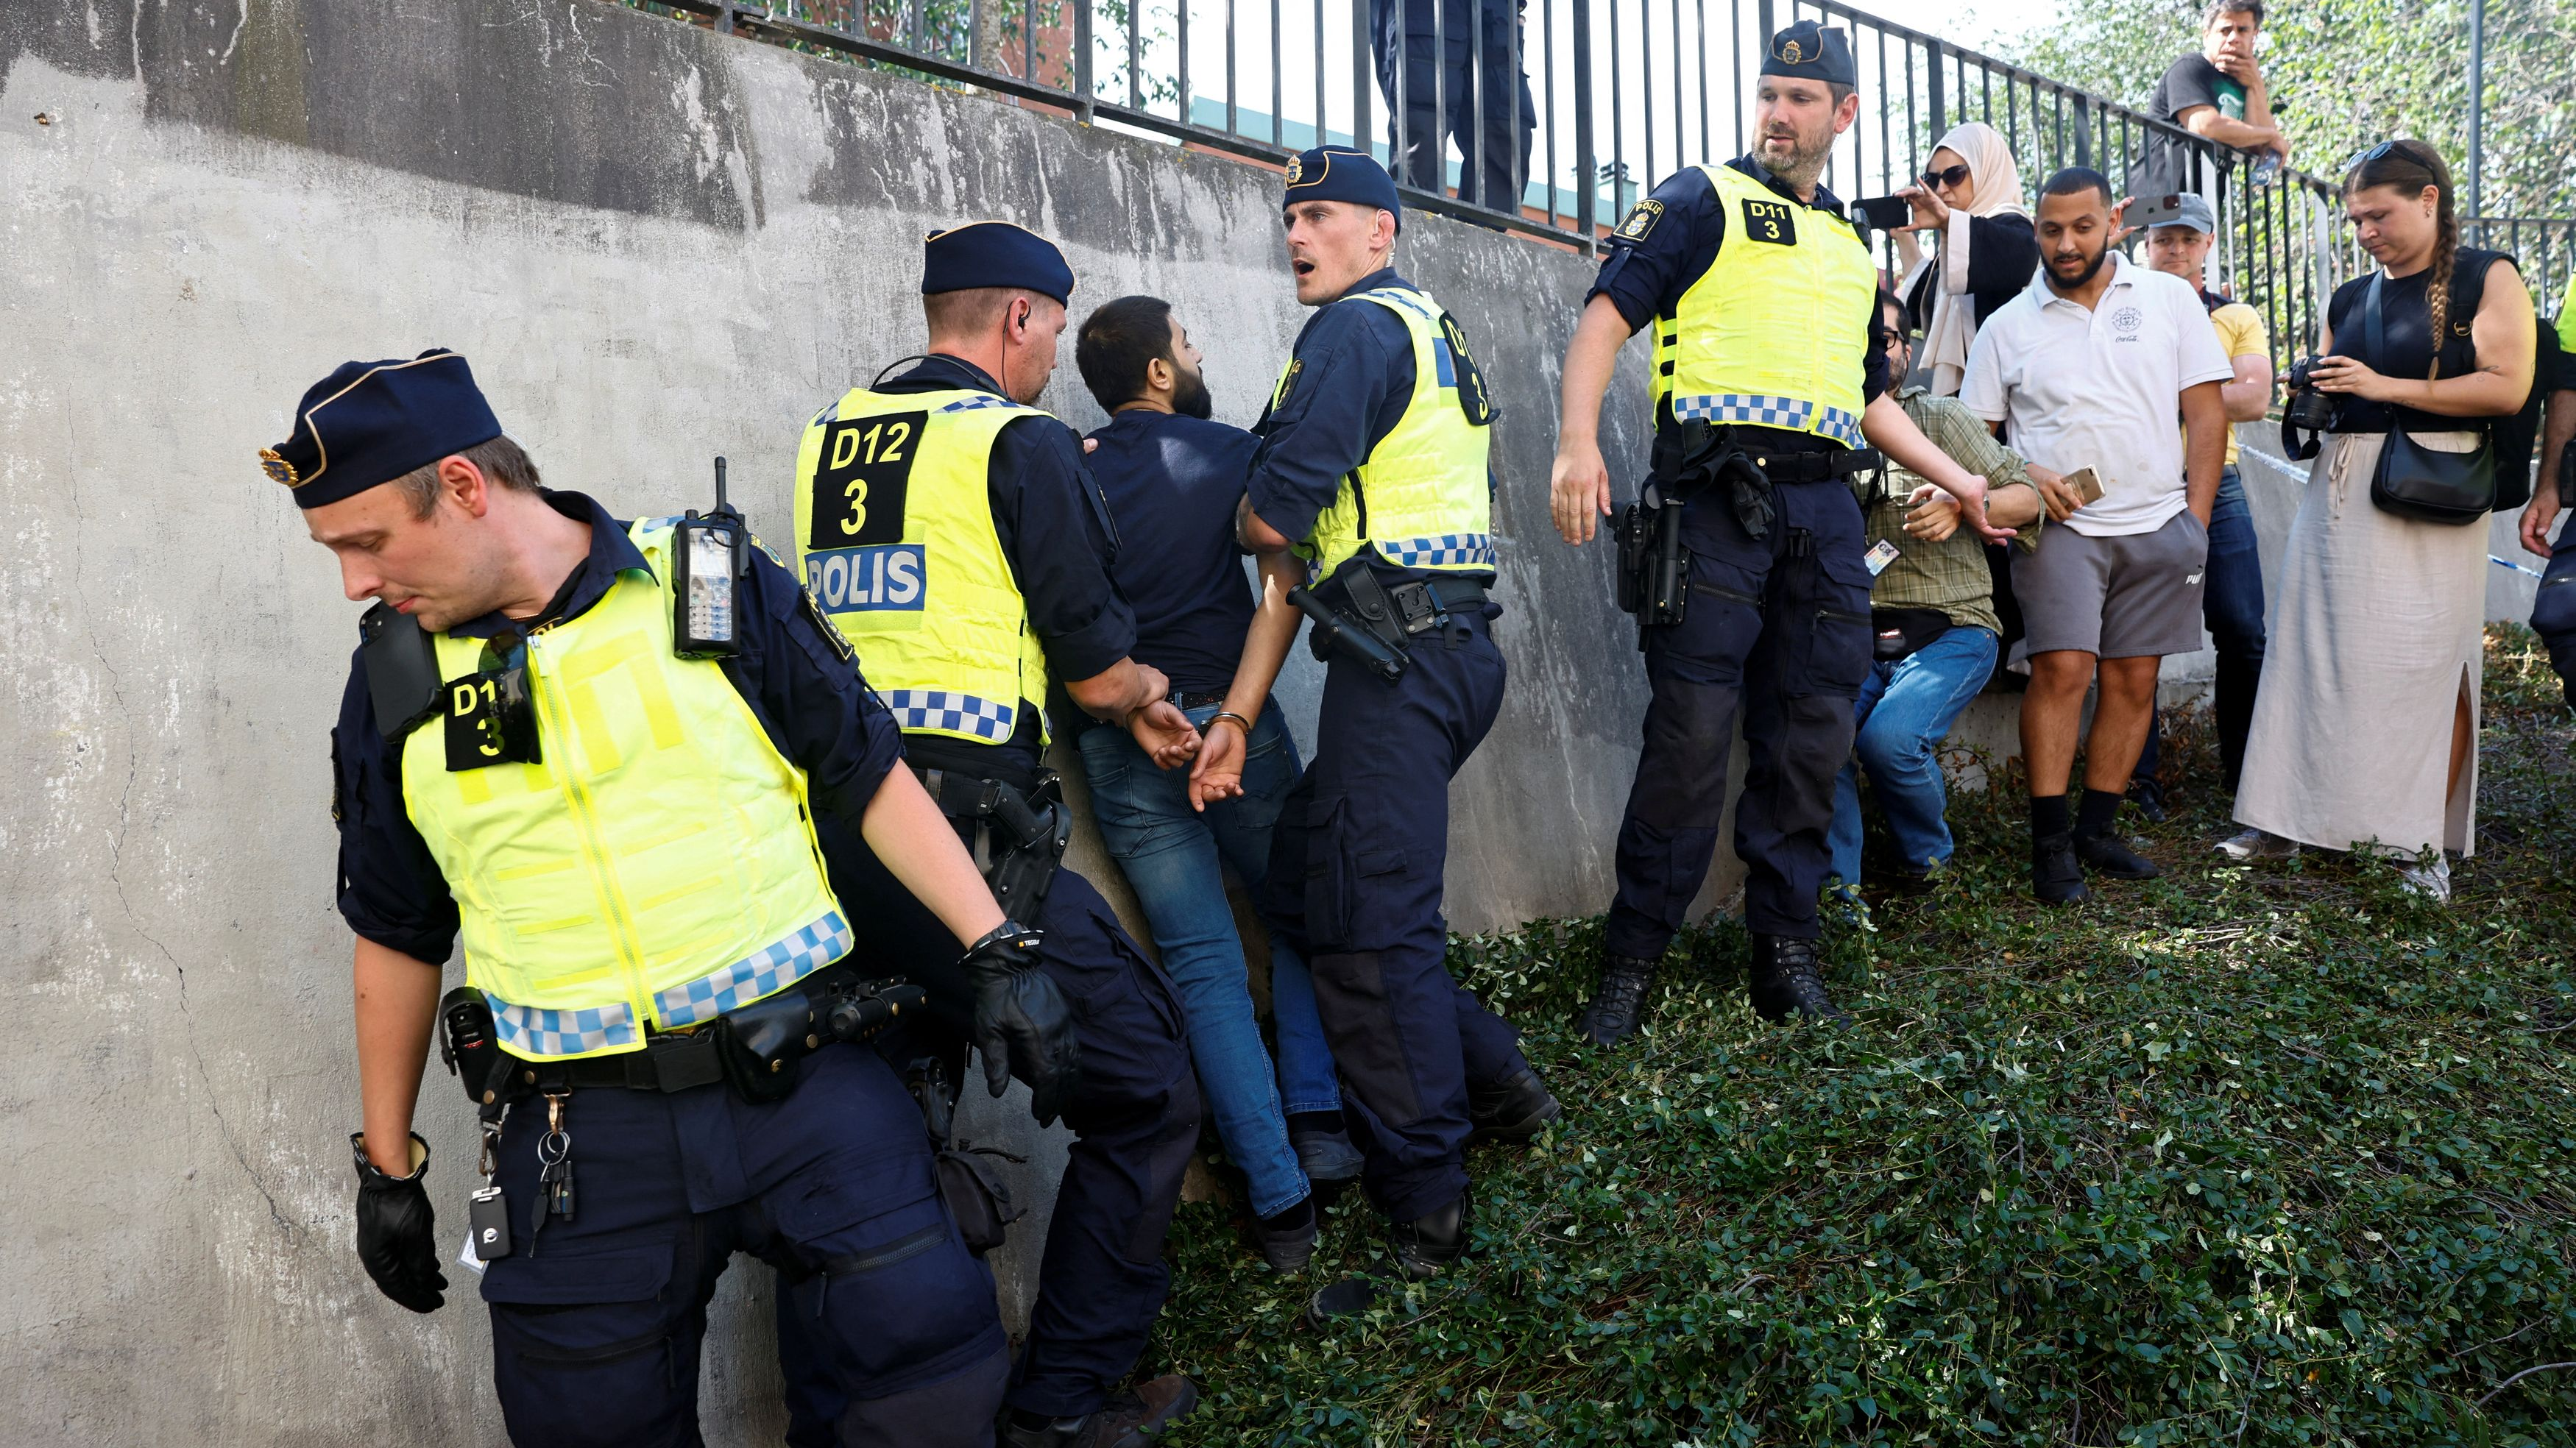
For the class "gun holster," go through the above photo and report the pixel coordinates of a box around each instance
[914,767,1072,919]
[905,1057,1027,1256]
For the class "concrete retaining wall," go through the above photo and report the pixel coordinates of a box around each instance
[0,1,1675,1440]
[3,1,2551,1438]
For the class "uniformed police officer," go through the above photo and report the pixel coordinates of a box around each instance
[1550,24,2010,1043]
[782,223,1205,1448]
[298,349,1052,1444]
[1223,148,1561,1311]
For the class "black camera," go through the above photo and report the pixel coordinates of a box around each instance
[2280,355,2336,459]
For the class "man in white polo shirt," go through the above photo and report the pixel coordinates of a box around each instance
[1961,166,2231,904]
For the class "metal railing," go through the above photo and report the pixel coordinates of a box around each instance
[634,0,2573,363]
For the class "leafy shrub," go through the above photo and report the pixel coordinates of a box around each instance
[1151,628,2576,1447]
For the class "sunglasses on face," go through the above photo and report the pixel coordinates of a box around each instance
[1920,163,1972,190]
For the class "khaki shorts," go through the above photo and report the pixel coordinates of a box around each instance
[2011,509,2209,659]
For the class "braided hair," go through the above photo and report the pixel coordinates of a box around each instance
[2345,138,2460,379]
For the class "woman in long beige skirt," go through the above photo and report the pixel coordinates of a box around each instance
[2225,140,2537,902]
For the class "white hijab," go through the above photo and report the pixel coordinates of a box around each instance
[1900,121,2031,396]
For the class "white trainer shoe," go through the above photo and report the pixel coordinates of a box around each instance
[2396,854,2452,904]
[2215,828,2299,862]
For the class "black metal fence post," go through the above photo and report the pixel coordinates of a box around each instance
[1574,0,1596,249]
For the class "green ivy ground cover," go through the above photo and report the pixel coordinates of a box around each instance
[1147,626,2576,1447]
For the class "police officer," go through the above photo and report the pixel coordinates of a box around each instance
[1373,0,1535,211]
[1225,148,1561,1313]
[298,349,1055,1444]
[783,222,1205,1448]
[1550,24,2008,1044]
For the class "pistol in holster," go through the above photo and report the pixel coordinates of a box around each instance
[1614,482,1694,647]
[913,766,1073,920]
[1289,557,1492,683]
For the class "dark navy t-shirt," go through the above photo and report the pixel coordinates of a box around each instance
[1083,408,1260,693]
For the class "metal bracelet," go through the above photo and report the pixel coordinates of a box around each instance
[1203,710,1254,738]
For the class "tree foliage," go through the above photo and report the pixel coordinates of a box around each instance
[2006,0,2576,219]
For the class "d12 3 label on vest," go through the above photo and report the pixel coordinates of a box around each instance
[1741,199,1798,246]
[807,411,926,552]
[445,669,542,771]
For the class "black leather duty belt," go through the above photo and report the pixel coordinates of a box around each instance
[511,962,862,1094]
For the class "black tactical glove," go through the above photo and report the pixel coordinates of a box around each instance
[351,1131,447,1313]
[959,922,1082,1128]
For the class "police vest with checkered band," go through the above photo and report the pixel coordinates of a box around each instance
[1284,286,1496,578]
[1654,163,1875,449]
[402,519,849,1061]
[791,386,1057,747]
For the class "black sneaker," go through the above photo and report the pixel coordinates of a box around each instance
[1304,1275,1381,1326]
[1468,1068,1562,1144]
[2074,831,2160,879]
[2031,831,2090,905]
[1574,953,1658,1047]
[1744,935,1848,1024]
[1249,1196,1317,1274]
[2126,778,2168,824]
[1001,1377,1200,1448]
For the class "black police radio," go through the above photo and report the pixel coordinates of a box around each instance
[673,456,749,658]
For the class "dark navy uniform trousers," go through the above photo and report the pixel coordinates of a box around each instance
[1256,606,1529,1223]
[780,834,1201,1436]
[475,1040,1008,1447]
[1607,476,1873,957]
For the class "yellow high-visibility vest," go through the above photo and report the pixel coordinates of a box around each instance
[1287,286,1496,577]
[1654,162,1876,448]
[401,519,847,1061]
[791,386,1055,744]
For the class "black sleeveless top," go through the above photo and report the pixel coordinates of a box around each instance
[2323,246,2512,433]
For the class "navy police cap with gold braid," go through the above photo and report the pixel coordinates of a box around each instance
[261,349,503,509]
[1282,146,1401,230]
[1761,20,1855,87]
[922,220,1076,304]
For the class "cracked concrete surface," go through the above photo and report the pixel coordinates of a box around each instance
[0,1,1666,1440]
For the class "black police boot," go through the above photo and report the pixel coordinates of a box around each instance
[2074,830,2161,880]
[1304,1197,1470,1327]
[1744,935,1848,1025]
[2031,831,2090,905]
[1468,1068,1563,1145]
[1389,1196,1468,1279]
[1002,1377,1200,1448]
[1575,954,1658,1047]
[2125,776,2169,824]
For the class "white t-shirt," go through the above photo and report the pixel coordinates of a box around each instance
[1959,251,2234,536]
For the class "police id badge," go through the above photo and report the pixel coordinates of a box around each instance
[1741,198,1798,246]
[804,411,927,620]
[445,632,542,772]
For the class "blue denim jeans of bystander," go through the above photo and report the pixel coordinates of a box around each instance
[1827,624,2000,887]
[1077,699,1338,1218]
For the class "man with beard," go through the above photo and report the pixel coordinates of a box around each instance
[1066,294,1365,1272]
[1958,168,2231,904]
[1552,21,2011,1045]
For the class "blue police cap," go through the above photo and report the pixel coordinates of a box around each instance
[1761,21,1855,88]
[921,221,1075,305]
[261,348,503,509]
[1282,146,1401,229]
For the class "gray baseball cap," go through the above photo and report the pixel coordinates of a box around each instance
[2152,192,2218,234]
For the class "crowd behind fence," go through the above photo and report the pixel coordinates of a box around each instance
[641,0,2574,388]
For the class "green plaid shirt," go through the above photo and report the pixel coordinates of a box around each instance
[1848,386,2040,639]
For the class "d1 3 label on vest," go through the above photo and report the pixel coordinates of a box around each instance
[807,544,927,617]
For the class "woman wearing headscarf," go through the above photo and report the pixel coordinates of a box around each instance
[1892,120,2040,397]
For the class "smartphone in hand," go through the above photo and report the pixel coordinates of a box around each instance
[2062,467,2106,505]
[1853,195,1914,231]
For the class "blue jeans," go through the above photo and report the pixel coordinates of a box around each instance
[2136,465,2268,791]
[1827,623,2000,886]
[1078,699,1337,1218]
